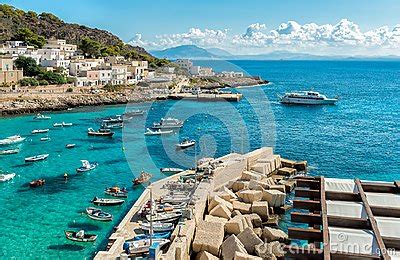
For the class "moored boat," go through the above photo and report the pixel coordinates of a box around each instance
[123,238,170,254]
[104,187,128,198]
[146,211,182,222]
[152,117,183,129]
[65,230,97,242]
[132,171,152,185]
[0,172,16,182]
[101,122,123,129]
[40,137,51,142]
[31,129,49,134]
[92,197,124,206]
[102,116,123,124]
[25,154,49,162]
[124,110,144,116]
[176,139,196,149]
[144,128,173,136]
[0,148,19,155]
[53,123,63,127]
[29,179,45,187]
[133,231,171,241]
[66,144,76,148]
[86,207,113,221]
[76,160,98,172]
[0,135,25,145]
[278,91,338,105]
[62,122,73,127]
[33,113,51,120]
[160,167,184,174]
[140,222,174,232]
[88,128,114,137]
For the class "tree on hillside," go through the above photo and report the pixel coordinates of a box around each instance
[15,28,46,48]
[14,56,41,77]
[79,38,101,58]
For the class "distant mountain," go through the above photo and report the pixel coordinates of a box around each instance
[151,45,217,59]
[206,48,232,57]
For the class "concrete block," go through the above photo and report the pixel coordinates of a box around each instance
[225,215,245,235]
[234,251,262,260]
[193,220,225,256]
[221,234,247,260]
[205,215,228,224]
[254,243,277,260]
[233,201,252,214]
[251,201,269,221]
[281,158,296,168]
[232,180,249,192]
[268,184,286,193]
[237,227,263,254]
[242,171,262,181]
[237,190,263,203]
[209,204,231,220]
[251,163,269,175]
[262,190,286,207]
[277,167,297,176]
[262,227,288,242]
[196,251,219,260]
[209,195,233,212]
[244,213,262,228]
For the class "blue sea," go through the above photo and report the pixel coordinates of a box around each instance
[0,60,399,258]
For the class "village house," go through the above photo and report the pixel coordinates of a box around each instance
[0,56,23,86]
[43,39,77,59]
[69,58,105,76]
[175,59,193,70]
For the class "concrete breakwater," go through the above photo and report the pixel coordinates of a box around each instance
[95,147,306,259]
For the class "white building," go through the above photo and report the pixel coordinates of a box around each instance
[43,39,77,59]
[40,59,71,69]
[220,71,244,78]
[111,65,128,85]
[190,66,214,76]
[175,59,193,70]
[37,48,64,61]
[69,59,104,76]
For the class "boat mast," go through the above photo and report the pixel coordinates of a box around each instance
[149,183,153,246]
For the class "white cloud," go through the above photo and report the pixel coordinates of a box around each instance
[128,19,400,55]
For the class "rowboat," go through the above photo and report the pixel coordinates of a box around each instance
[160,167,184,174]
[0,173,16,182]
[25,154,49,162]
[132,171,152,186]
[65,230,97,242]
[76,160,97,172]
[86,207,113,221]
[140,222,174,232]
[0,135,25,145]
[92,197,124,206]
[133,231,171,241]
[104,187,128,198]
[40,137,51,142]
[146,211,182,222]
[31,129,49,134]
[144,128,173,136]
[123,238,169,254]
[88,128,114,137]
[66,144,76,148]
[29,179,45,187]
[0,148,19,155]
[176,139,196,149]
[33,113,51,120]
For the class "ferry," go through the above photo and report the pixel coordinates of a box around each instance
[278,91,338,105]
[152,118,183,129]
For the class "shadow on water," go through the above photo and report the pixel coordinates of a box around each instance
[87,146,112,151]
[47,244,85,251]
[73,138,115,144]
[67,222,101,231]
[17,173,86,194]
[103,158,125,165]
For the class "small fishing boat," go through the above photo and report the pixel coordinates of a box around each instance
[133,231,171,241]
[124,110,144,117]
[62,122,73,127]
[160,167,184,174]
[102,116,123,124]
[140,222,174,232]
[92,197,125,206]
[40,137,51,142]
[132,171,152,186]
[29,179,45,187]
[0,148,19,155]
[104,187,128,198]
[144,128,173,136]
[123,238,170,254]
[65,230,97,242]
[152,117,183,129]
[53,123,63,127]
[156,202,187,212]
[76,160,97,172]
[161,195,190,204]
[33,113,51,120]
[0,135,25,145]
[86,207,113,221]
[87,128,114,137]
[176,139,196,149]
[101,122,123,129]
[0,172,16,182]
[31,129,49,134]
[146,211,182,222]
[66,144,76,148]
[25,154,49,162]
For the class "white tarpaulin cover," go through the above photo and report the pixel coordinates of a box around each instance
[326,200,368,218]
[324,178,358,193]
[365,192,400,209]
[329,227,379,255]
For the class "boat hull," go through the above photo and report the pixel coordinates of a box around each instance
[65,231,97,242]
[280,97,337,105]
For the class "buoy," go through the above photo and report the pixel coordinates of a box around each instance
[63,173,68,180]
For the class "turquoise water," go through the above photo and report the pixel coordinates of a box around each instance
[0,61,399,258]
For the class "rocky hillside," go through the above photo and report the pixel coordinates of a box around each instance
[0,4,167,66]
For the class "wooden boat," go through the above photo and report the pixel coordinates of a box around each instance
[0,148,19,155]
[146,211,182,222]
[0,135,25,145]
[140,222,174,232]
[132,171,152,185]
[31,129,49,134]
[176,139,196,149]
[66,144,76,148]
[133,231,171,241]
[0,173,16,182]
[76,160,97,172]
[92,197,124,206]
[86,207,113,221]
[123,238,169,254]
[104,187,128,198]
[144,128,173,136]
[29,179,45,187]
[87,128,114,137]
[160,167,184,174]
[25,154,49,162]
[65,230,97,242]
[33,113,51,120]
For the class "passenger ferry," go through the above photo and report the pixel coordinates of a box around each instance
[278,91,338,105]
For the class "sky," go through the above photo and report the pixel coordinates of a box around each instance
[4,0,400,56]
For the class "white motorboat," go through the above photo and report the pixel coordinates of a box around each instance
[144,128,173,136]
[0,135,26,145]
[124,110,144,116]
[31,129,49,134]
[162,195,190,204]
[278,91,338,105]
[176,139,196,149]
[86,207,113,221]
[76,160,98,172]
[146,211,182,222]
[102,122,123,129]
[152,117,183,129]
[92,197,124,206]
[140,222,174,232]
[33,113,51,120]
[62,122,73,127]
[53,123,63,127]
[160,168,184,174]
[123,238,170,254]
[25,154,49,162]
[66,144,76,148]
[0,172,16,182]
[40,137,51,142]
[102,116,123,124]
[0,148,19,155]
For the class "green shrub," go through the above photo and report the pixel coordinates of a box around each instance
[66,87,73,93]
[19,77,39,86]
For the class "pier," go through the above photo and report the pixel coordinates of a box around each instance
[166,92,243,102]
